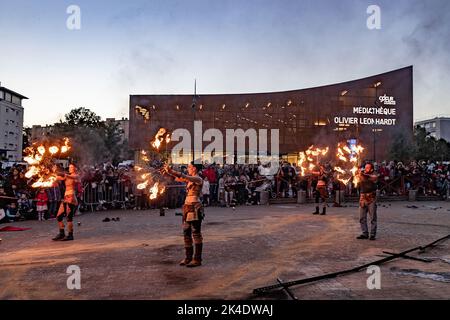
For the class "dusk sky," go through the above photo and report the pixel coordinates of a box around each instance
[0,0,449,127]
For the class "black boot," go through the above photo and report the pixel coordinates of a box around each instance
[179,247,193,266]
[52,229,65,241]
[312,207,319,215]
[187,243,202,267]
[320,207,326,215]
[62,232,74,241]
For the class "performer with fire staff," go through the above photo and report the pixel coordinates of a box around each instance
[52,163,80,241]
[163,162,204,267]
[356,162,379,240]
[311,163,330,215]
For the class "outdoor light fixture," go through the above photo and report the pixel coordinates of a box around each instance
[287,100,292,106]
[222,104,226,109]
[374,81,382,88]
[245,102,250,108]
[341,90,348,96]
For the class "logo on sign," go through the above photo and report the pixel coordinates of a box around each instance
[379,94,396,106]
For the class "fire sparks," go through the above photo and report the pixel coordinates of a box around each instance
[298,146,329,176]
[23,138,71,188]
[335,142,364,186]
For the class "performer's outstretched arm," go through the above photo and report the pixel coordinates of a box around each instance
[163,165,202,184]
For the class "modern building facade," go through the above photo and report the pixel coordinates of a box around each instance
[0,85,27,161]
[129,66,414,164]
[415,117,450,142]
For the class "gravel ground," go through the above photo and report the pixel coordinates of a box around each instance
[0,201,449,300]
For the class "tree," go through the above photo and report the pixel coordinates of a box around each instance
[388,131,413,162]
[435,138,450,161]
[413,126,433,160]
[22,126,32,150]
[46,108,132,166]
[61,107,102,128]
[103,121,127,165]
[411,126,450,161]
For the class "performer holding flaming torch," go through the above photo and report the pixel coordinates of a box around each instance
[356,162,378,241]
[163,162,204,267]
[52,164,80,241]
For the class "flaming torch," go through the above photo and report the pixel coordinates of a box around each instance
[335,142,364,187]
[151,128,166,150]
[135,128,172,201]
[24,138,72,188]
[298,146,329,176]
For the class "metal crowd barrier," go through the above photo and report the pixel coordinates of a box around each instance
[82,181,186,212]
[82,181,132,212]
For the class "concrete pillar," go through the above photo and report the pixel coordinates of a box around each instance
[260,191,269,205]
[408,189,417,202]
[297,190,307,204]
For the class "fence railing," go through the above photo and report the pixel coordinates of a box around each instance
[81,181,186,212]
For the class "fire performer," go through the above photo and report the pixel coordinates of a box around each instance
[163,162,204,267]
[356,162,378,240]
[52,164,80,241]
[311,163,330,215]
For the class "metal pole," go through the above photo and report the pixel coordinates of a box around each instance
[192,79,197,163]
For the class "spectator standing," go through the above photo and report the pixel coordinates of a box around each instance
[202,177,210,206]
[36,188,49,221]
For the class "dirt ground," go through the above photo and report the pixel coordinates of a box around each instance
[1,201,449,300]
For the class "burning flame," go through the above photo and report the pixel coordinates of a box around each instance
[37,146,46,156]
[60,138,71,153]
[137,181,148,190]
[298,146,329,176]
[151,128,171,151]
[49,146,59,155]
[149,182,165,200]
[23,138,71,188]
[335,142,364,186]
[135,129,172,200]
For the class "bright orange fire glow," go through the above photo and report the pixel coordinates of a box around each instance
[335,142,364,186]
[151,128,171,151]
[149,182,165,200]
[23,138,71,188]
[298,146,329,176]
[49,146,59,154]
[134,133,169,200]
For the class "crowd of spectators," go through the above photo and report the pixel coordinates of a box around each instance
[1,159,449,223]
